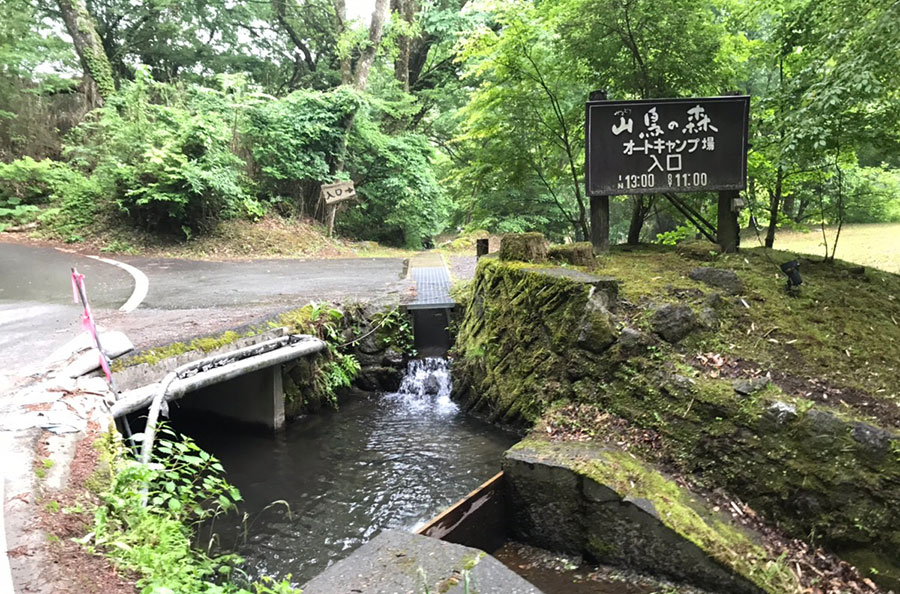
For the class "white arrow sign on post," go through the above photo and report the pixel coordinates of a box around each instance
[321,181,357,205]
[321,181,357,237]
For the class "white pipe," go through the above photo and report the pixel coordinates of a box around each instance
[134,336,326,467]
[114,336,327,419]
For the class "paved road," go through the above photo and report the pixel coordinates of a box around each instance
[0,244,133,379]
[125,256,411,309]
[0,241,411,387]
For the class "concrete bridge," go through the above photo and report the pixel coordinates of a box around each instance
[111,334,327,430]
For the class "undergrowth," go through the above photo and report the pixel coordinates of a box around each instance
[84,427,298,594]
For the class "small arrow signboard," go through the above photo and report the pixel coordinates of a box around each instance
[321,181,357,205]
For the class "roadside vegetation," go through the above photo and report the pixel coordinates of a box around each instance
[0,0,897,261]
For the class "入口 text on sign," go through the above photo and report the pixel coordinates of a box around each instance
[321,181,357,205]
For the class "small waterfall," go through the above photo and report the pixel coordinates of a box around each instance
[385,358,457,414]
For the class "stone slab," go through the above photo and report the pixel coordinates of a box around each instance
[503,440,769,594]
[301,529,544,594]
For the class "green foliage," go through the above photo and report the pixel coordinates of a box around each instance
[277,303,362,405]
[66,71,254,237]
[0,157,100,235]
[244,87,362,212]
[86,427,299,593]
[341,121,450,248]
[369,308,416,356]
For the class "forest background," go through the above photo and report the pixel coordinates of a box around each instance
[0,0,898,253]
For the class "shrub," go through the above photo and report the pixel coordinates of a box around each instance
[65,70,253,238]
[340,122,450,248]
[244,87,362,215]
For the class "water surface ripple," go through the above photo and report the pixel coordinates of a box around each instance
[180,358,517,586]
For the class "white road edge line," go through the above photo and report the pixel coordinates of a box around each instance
[86,255,149,313]
[0,469,13,594]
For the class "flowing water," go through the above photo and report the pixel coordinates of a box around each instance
[175,358,518,586]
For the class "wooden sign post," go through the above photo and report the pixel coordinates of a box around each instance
[320,181,357,237]
[585,95,750,252]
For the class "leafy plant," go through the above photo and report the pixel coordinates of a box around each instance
[367,308,416,356]
[85,427,298,594]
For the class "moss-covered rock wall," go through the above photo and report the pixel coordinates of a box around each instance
[452,257,900,571]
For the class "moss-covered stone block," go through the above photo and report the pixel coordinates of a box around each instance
[499,232,547,263]
[452,253,900,581]
[548,242,594,266]
[504,439,795,593]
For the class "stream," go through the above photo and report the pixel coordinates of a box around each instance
[174,358,518,586]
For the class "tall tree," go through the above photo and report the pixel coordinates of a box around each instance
[456,3,591,240]
[554,0,733,244]
[56,0,115,103]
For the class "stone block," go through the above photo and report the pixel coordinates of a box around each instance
[503,439,771,594]
[500,233,548,263]
[502,443,585,554]
[689,267,745,295]
[650,304,697,343]
[301,530,543,594]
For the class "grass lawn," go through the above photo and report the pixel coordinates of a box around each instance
[770,223,900,273]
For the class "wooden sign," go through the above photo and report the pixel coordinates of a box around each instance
[321,181,357,205]
[585,96,749,196]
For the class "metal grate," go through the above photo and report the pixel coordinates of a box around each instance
[409,267,454,307]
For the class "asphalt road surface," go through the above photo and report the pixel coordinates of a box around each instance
[0,241,411,387]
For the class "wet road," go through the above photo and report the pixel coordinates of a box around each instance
[0,241,410,386]
[0,244,132,380]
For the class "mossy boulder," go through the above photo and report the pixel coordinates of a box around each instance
[499,232,547,263]
[548,242,594,266]
[452,254,900,577]
[504,439,794,593]
[650,303,697,343]
[689,266,745,295]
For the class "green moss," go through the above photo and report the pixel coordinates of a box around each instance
[548,242,594,266]
[454,248,900,568]
[513,439,798,593]
[111,329,253,371]
[499,232,548,263]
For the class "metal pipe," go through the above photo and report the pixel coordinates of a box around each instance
[114,336,327,419]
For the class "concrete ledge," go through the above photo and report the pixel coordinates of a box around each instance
[111,336,326,418]
[113,327,289,391]
[301,530,544,594]
[503,439,791,594]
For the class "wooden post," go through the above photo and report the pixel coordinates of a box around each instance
[590,195,610,252]
[326,204,337,237]
[476,238,489,258]
[717,190,739,253]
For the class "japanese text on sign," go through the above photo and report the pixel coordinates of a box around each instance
[585,96,749,196]
[321,181,357,205]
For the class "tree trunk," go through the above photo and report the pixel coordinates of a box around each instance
[391,0,416,91]
[783,191,795,222]
[354,0,390,90]
[325,0,391,232]
[590,195,609,252]
[56,0,115,103]
[332,0,353,85]
[765,166,783,248]
[627,196,647,244]
[796,197,809,222]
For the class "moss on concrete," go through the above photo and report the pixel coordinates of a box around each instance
[452,250,900,578]
[508,438,798,593]
[499,232,548,263]
[548,242,594,266]
[110,329,252,371]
